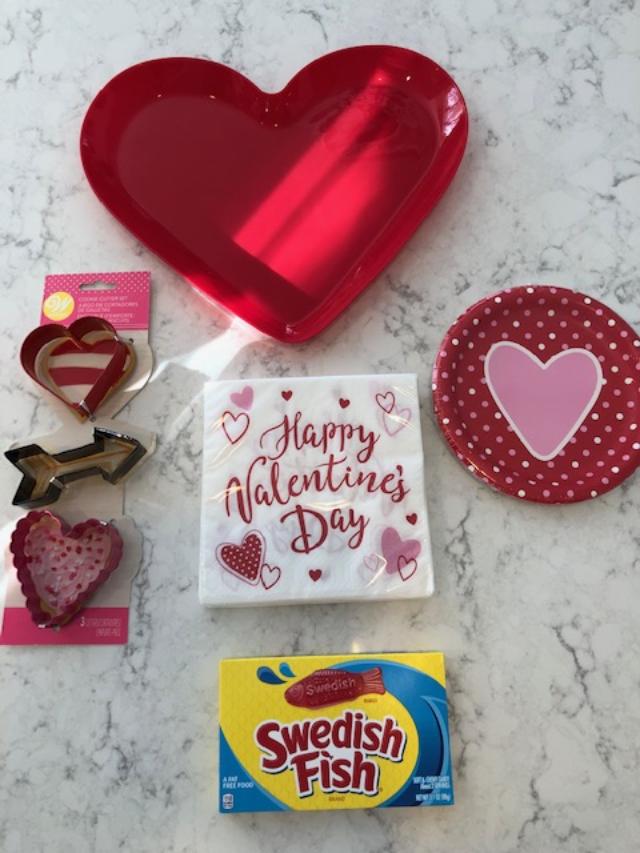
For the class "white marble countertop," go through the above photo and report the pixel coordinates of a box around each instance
[2,1,639,851]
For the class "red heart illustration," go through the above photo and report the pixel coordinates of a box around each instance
[397,555,417,582]
[10,511,123,627]
[81,48,467,342]
[216,530,265,585]
[308,568,322,582]
[381,527,421,575]
[261,563,282,590]
[20,317,135,421]
[406,513,418,525]
[375,391,395,413]
[221,411,250,445]
[281,390,293,401]
[339,398,350,409]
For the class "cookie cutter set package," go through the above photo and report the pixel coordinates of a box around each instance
[1,273,155,644]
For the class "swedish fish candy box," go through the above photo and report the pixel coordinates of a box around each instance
[219,652,453,812]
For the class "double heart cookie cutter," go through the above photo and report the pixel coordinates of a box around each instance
[20,315,136,421]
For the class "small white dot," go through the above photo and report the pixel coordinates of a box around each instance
[518,489,526,497]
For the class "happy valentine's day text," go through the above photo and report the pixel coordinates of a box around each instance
[224,412,409,552]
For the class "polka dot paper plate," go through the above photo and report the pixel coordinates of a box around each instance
[433,285,640,503]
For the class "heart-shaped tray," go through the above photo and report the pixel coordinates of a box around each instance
[80,47,467,342]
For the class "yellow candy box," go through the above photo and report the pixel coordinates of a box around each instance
[219,652,453,812]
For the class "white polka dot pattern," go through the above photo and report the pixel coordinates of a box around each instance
[217,531,265,585]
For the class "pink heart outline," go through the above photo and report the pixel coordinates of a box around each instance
[363,553,385,573]
[375,391,395,414]
[230,385,253,410]
[398,555,417,581]
[261,562,281,590]
[485,341,603,461]
[383,405,411,436]
[221,410,250,445]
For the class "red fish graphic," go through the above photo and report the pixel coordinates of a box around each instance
[284,667,385,709]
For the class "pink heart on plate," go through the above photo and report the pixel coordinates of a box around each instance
[221,410,250,445]
[230,386,253,411]
[10,511,123,627]
[261,562,281,590]
[485,342,603,461]
[380,527,421,575]
[397,555,417,581]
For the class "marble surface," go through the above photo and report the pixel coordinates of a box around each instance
[1,0,640,850]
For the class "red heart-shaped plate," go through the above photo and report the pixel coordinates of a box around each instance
[80,47,467,341]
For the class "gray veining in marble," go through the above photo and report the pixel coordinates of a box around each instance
[1,1,639,851]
